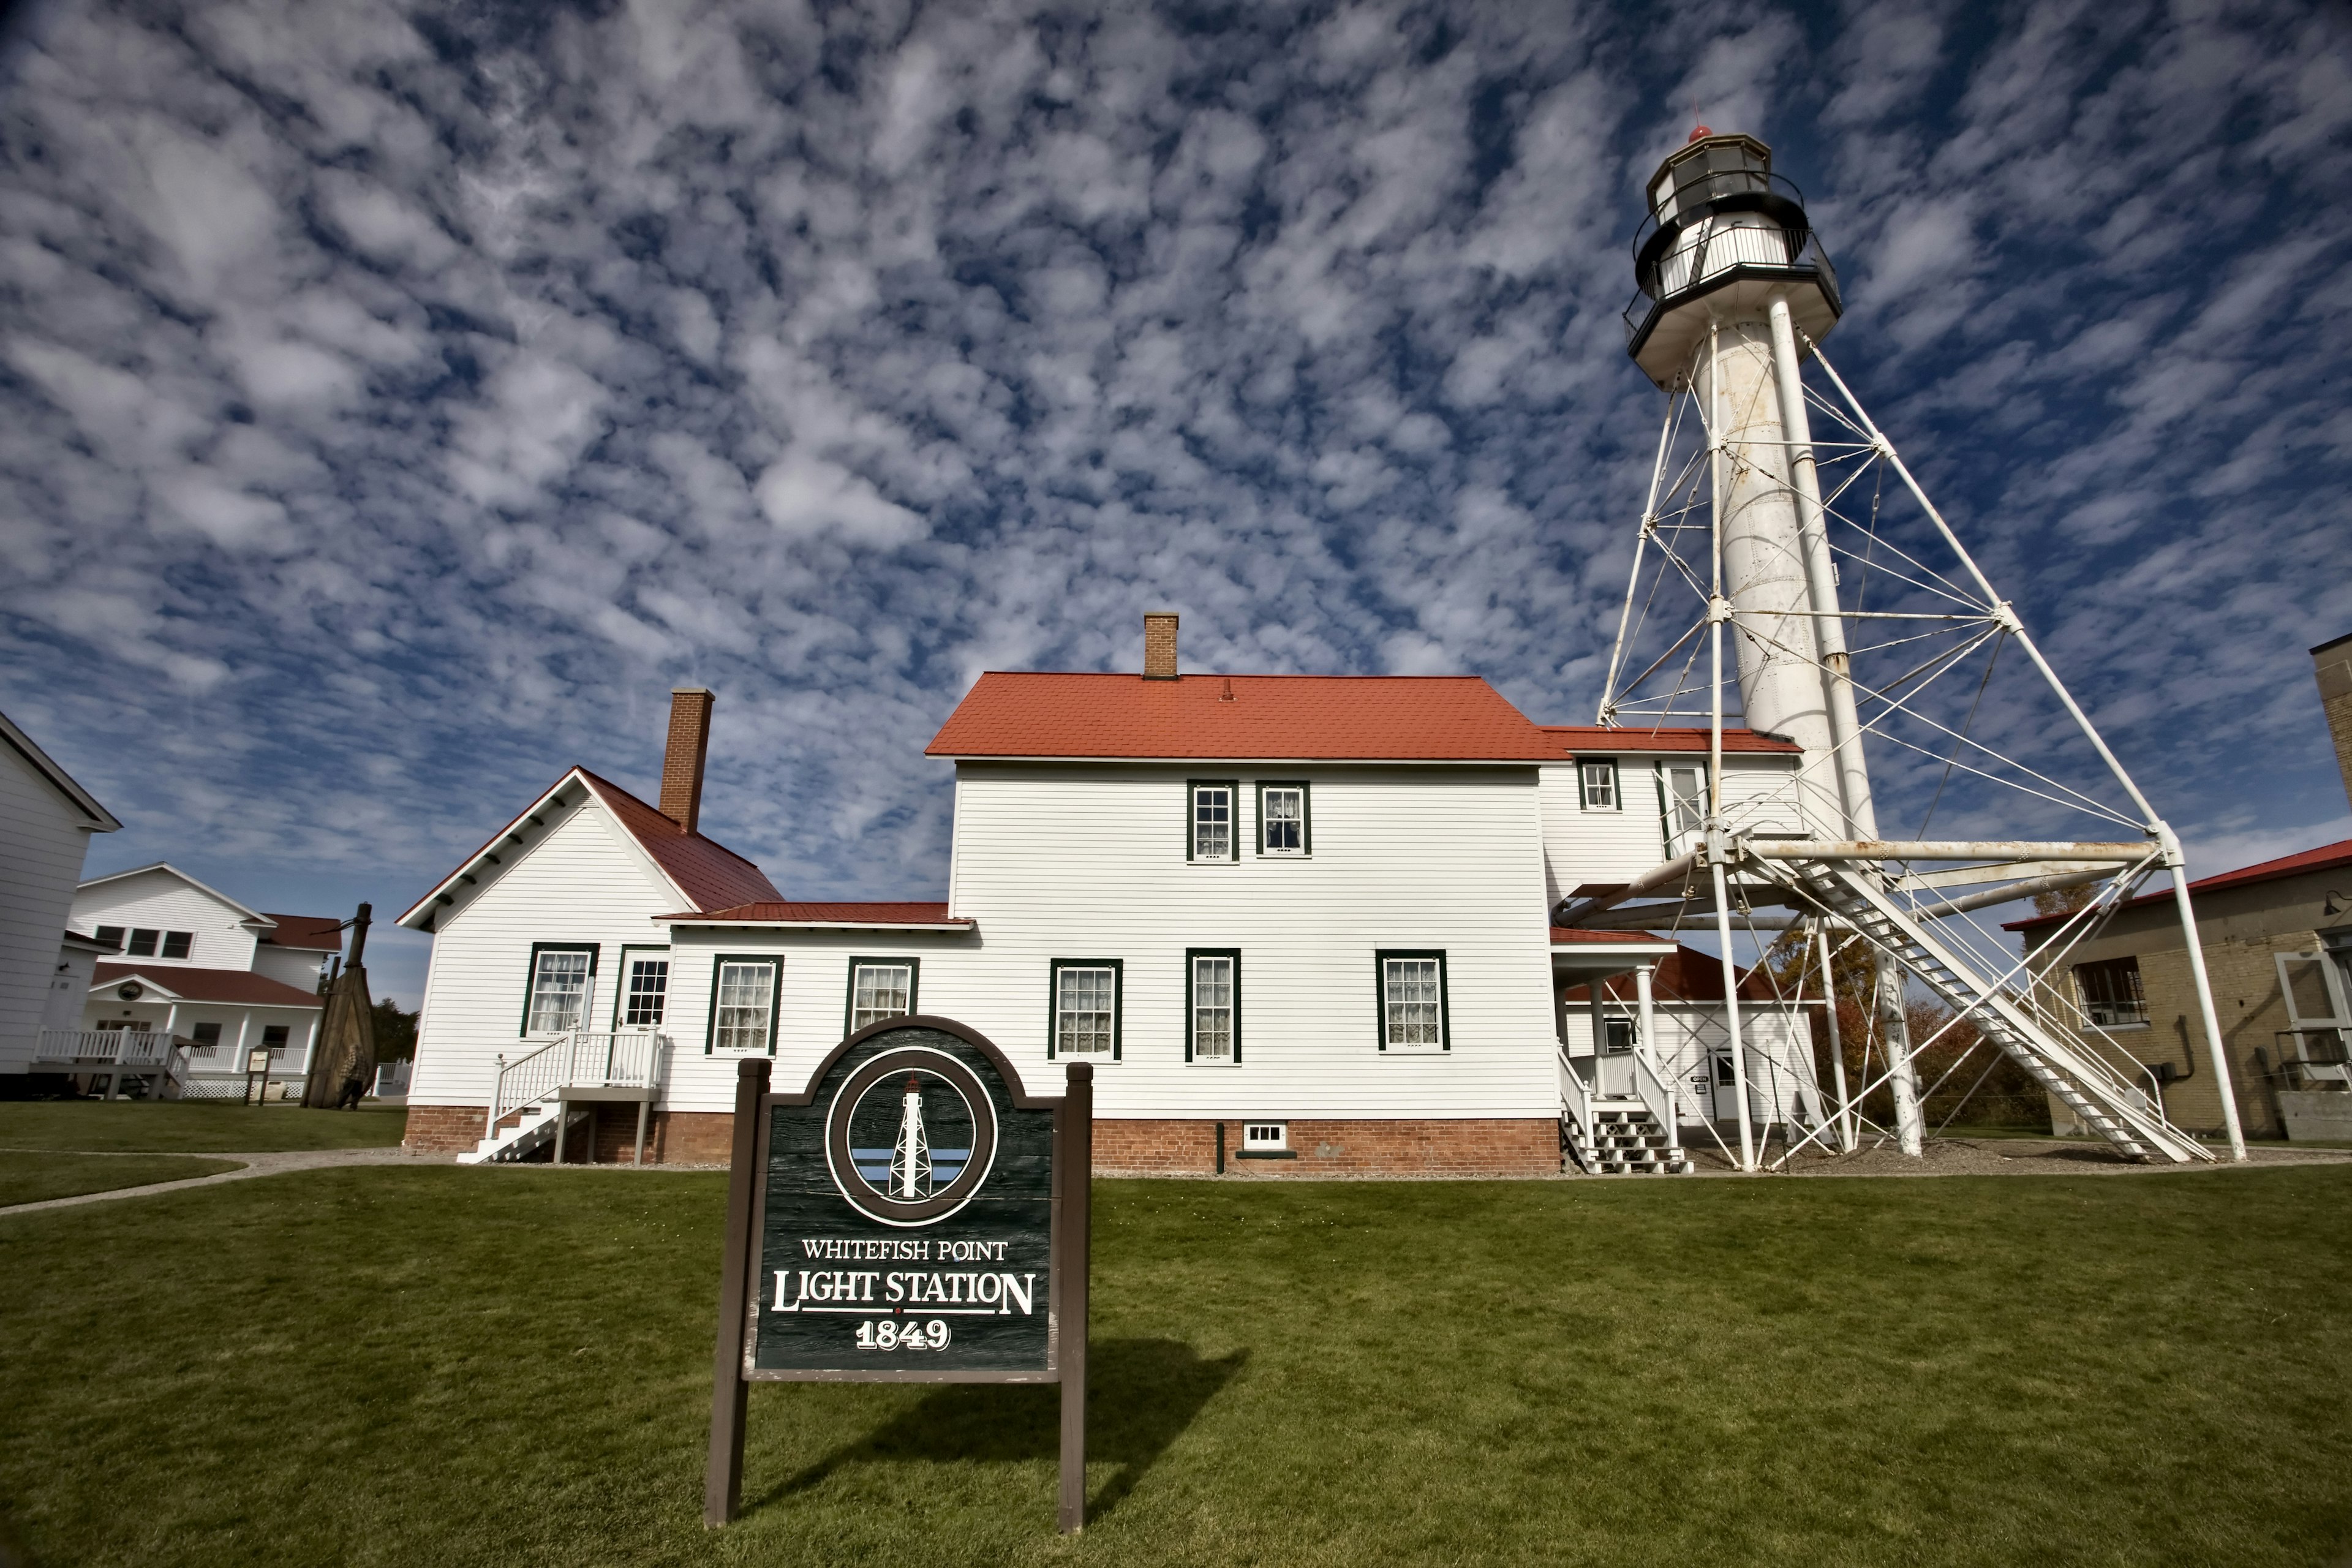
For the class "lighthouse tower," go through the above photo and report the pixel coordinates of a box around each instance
[1583,129,2248,1172]
[1626,129,1865,843]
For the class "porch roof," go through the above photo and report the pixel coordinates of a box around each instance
[90,963,322,1009]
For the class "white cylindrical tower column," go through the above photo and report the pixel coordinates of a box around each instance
[1694,318,1841,835]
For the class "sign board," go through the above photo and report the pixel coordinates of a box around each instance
[706,1017,1091,1531]
[246,1048,273,1074]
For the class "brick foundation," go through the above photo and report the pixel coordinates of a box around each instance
[406,1102,1558,1177]
[402,1103,735,1165]
[1093,1117,1559,1178]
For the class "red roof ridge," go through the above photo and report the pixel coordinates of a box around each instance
[2005,836,2352,930]
[927,671,1560,761]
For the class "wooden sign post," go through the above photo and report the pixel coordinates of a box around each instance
[704,1017,1091,1532]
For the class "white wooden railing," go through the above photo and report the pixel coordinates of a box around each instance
[37,1028,177,1066]
[486,1031,667,1139]
[1629,1050,1681,1137]
[1558,1047,1595,1134]
[36,1030,191,1098]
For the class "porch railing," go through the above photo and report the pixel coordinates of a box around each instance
[37,1028,178,1066]
[486,1031,668,1140]
[36,1030,190,1098]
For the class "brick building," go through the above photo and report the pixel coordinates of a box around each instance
[2010,634,2352,1142]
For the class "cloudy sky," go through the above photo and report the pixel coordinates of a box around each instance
[3,0,2348,1006]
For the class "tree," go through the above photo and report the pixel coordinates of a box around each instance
[372,999,419,1061]
[1762,924,2049,1136]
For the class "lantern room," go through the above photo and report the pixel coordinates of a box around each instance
[1623,131,1843,390]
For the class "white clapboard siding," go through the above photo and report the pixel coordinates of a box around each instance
[1538,755,1804,903]
[71,870,261,972]
[0,747,97,1068]
[662,763,1561,1121]
[409,796,682,1108]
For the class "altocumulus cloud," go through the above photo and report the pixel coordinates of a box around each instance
[0,0,2346,1003]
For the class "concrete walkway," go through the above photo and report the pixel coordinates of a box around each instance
[0,1146,451,1218]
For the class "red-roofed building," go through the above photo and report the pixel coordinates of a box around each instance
[397,688,785,1163]
[62,864,339,1099]
[395,623,1827,1173]
[2002,633,2352,1143]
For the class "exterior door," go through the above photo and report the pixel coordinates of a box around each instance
[2277,952,2352,1086]
[1598,1017,1637,1096]
[1708,1047,1743,1120]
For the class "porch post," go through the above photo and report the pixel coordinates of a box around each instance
[1587,976,1609,1090]
[1634,961,1662,1121]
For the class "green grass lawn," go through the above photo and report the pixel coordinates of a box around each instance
[0,1101,405,1153]
[0,1150,241,1207]
[2,1168,2348,1567]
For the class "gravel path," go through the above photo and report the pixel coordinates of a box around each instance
[0,1146,451,1218]
[1679,1135,2352,1178]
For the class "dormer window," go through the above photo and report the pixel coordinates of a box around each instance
[1188,780,1238,863]
[1579,761,1619,811]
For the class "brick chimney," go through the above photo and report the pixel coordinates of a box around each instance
[1144,612,1178,680]
[660,687,715,834]
[2315,632,2352,812]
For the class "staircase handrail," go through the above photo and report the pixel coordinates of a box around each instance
[486,1030,670,1140]
[486,1034,570,1140]
[1629,1049,1679,1139]
[1558,1046,1595,1135]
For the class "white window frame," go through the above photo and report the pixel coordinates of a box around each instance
[1051,959,1121,1060]
[522,944,597,1036]
[1242,1122,1286,1151]
[847,957,919,1035]
[1376,951,1449,1052]
[620,953,670,1028]
[1657,761,1708,856]
[1256,782,1311,856]
[1188,780,1238,864]
[706,956,780,1055]
[1578,759,1619,811]
[1187,949,1240,1064]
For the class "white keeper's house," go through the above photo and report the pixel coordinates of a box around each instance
[399,619,1819,1175]
[0,705,122,1086]
[61,865,344,1100]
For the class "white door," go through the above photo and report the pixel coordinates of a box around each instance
[2276,952,2352,1086]
[1659,762,1707,858]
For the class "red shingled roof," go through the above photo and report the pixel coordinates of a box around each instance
[92,963,320,1008]
[399,767,780,927]
[927,673,1561,761]
[574,770,782,912]
[2006,837,2352,932]
[667,901,971,927]
[1540,725,1802,755]
[257,913,344,952]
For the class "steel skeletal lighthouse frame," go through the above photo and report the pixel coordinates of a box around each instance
[1570,131,2245,1170]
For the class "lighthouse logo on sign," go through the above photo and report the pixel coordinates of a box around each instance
[824,1046,999,1226]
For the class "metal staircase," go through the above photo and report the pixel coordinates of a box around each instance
[1761,854,2214,1166]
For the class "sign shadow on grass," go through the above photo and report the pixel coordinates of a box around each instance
[755,1338,1247,1525]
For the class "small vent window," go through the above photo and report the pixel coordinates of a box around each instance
[1243,1123,1286,1151]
